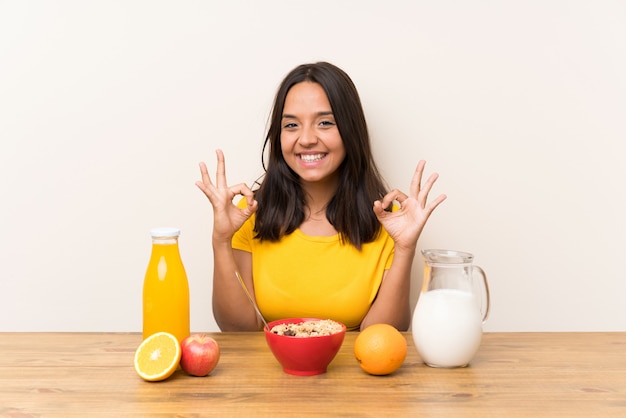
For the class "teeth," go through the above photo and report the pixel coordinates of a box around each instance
[300,154,325,162]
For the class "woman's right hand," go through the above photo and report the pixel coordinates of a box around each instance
[196,149,258,243]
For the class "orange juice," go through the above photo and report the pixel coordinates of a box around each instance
[143,228,190,343]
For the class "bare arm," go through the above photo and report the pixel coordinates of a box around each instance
[362,160,446,331]
[359,248,415,331]
[211,244,263,331]
[196,150,262,331]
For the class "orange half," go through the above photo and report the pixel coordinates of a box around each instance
[134,332,181,381]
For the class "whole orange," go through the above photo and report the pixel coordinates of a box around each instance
[354,323,407,375]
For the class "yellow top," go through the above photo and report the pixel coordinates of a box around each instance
[232,199,395,331]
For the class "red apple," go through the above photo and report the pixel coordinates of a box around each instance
[180,334,220,377]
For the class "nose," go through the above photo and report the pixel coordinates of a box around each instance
[298,125,318,147]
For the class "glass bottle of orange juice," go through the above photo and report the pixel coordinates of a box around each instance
[143,227,190,343]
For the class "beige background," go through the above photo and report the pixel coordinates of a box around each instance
[2,1,625,332]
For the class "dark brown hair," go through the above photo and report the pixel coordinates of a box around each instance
[253,62,388,249]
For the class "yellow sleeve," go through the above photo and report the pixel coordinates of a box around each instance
[231,197,255,253]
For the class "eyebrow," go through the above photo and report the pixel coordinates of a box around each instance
[282,111,334,119]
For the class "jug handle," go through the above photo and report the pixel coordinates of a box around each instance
[474,265,490,323]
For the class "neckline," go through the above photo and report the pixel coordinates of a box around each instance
[294,228,340,242]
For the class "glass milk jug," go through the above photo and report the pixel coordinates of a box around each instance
[412,249,490,368]
[143,227,190,343]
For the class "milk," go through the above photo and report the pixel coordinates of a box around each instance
[411,288,483,368]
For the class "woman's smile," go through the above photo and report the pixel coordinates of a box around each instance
[298,153,327,163]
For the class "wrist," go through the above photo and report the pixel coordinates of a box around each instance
[394,245,416,258]
[212,236,232,249]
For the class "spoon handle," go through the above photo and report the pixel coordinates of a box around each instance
[235,271,269,330]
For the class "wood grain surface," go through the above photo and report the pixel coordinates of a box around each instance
[1,332,624,417]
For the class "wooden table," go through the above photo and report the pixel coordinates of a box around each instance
[1,332,625,417]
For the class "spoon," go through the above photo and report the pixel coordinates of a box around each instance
[235,271,269,330]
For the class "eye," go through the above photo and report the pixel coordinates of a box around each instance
[283,122,298,129]
[319,120,336,127]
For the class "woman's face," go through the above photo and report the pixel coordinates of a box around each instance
[280,81,346,188]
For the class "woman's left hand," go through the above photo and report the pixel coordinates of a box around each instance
[373,160,447,252]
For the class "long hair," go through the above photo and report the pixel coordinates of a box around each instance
[253,62,388,249]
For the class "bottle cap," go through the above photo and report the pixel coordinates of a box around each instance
[150,227,181,238]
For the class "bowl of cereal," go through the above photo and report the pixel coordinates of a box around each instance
[264,318,346,376]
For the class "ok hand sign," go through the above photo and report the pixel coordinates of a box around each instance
[196,150,258,243]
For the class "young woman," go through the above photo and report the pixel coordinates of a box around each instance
[196,62,446,331]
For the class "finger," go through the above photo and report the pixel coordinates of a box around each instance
[372,200,387,218]
[423,194,447,216]
[195,162,214,195]
[417,172,440,205]
[198,162,212,186]
[395,191,408,204]
[228,183,255,205]
[238,183,257,209]
[379,190,403,210]
[215,149,228,188]
[195,180,206,192]
[409,160,426,196]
